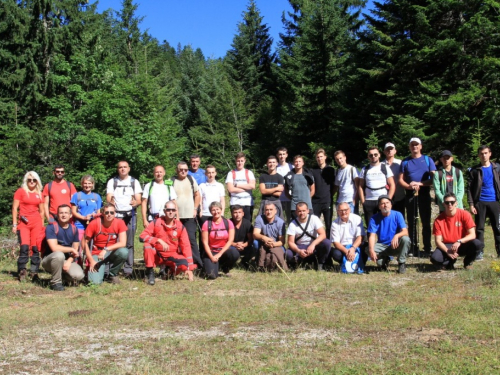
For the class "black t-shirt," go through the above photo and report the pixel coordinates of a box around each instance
[259,173,285,201]
[231,218,253,243]
[445,170,454,194]
[311,165,336,204]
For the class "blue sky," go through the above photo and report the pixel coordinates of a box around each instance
[95,0,375,58]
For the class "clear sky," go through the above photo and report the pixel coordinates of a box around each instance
[95,0,376,59]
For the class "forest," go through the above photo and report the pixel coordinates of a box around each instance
[1,0,499,223]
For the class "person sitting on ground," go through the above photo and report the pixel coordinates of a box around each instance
[41,204,84,291]
[82,203,128,285]
[286,202,330,271]
[230,205,254,269]
[253,202,287,271]
[12,171,45,282]
[366,195,410,273]
[71,175,103,241]
[140,201,195,285]
[201,201,238,279]
[430,193,483,270]
[330,202,367,270]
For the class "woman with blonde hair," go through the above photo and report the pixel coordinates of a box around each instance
[12,171,45,281]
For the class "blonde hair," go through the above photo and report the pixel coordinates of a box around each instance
[21,171,42,194]
[80,174,95,188]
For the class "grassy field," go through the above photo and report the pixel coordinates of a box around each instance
[1,217,499,374]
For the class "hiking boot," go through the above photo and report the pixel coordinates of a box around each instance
[464,264,473,270]
[30,272,40,283]
[380,257,390,271]
[475,251,484,261]
[317,263,326,272]
[146,268,155,285]
[398,263,406,274]
[18,269,27,282]
[50,283,65,291]
[107,276,121,284]
[123,273,134,280]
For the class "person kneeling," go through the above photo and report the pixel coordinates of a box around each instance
[330,202,367,273]
[201,201,238,279]
[431,193,483,270]
[366,195,410,273]
[140,201,195,285]
[41,204,84,291]
[82,203,128,285]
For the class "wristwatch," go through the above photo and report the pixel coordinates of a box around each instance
[103,247,109,251]
[457,240,462,244]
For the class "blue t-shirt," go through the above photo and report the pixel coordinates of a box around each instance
[45,223,80,258]
[480,165,497,202]
[400,155,436,184]
[188,169,207,185]
[368,210,406,246]
[254,215,286,241]
[70,191,103,230]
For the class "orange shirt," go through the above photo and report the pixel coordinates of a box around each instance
[433,209,475,244]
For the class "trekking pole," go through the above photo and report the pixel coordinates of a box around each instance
[414,189,420,265]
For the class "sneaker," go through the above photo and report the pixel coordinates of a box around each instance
[50,283,65,291]
[18,269,27,282]
[107,276,121,284]
[146,269,155,285]
[317,264,326,272]
[475,252,484,261]
[398,263,406,274]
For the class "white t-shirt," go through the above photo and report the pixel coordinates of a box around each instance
[277,163,293,202]
[360,164,394,201]
[225,169,255,206]
[143,181,177,218]
[382,158,405,201]
[331,213,365,246]
[287,214,323,246]
[199,181,225,216]
[335,165,358,203]
[106,176,143,212]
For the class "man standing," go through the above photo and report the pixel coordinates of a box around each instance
[253,203,287,271]
[382,142,406,218]
[172,161,203,268]
[311,149,336,234]
[399,137,436,255]
[431,193,483,270]
[142,165,177,226]
[188,154,208,186]
[285,155,315,218]
[43,165,77,222]
[366,195,411,273]
[330,202,367,269]
[198,164,225,227]
[467,145,500,259]
[106,161,142,278]
[333,150,359,213]
[433,150,464,213]
[225,152,256,221]
[276,147,294,222]
[41,204,84,291]
[140,201,195,285]
[230,205,253,269]
[258,155,285,219]
[359,147,395,227]
[286,202,330,271]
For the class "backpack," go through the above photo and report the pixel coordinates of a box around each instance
[171,175,195,198]
[362,163,388,191]
[146,179,173,217]
[47,180,72,213]
[294,215,317,242]
[402,155,432,180]
[112,176,136,194]
[437,167,459,182]
[232,169,250,184]
[285,168,314,193]
[76,191,98,205]
[207,218,230,237]
[341,246,365,274]
[39,221,78,258]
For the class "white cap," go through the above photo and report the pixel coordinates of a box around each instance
[384,142,395,150]
[409,137,422,145]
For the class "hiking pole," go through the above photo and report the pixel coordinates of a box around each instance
[414,189,420,266]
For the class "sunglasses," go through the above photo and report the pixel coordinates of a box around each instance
[444,201,456,205]
[55,170,65,174]
[164,208,176,212]
[368,154,379,158]
[104,211,116,215]
[178,168,188,172]
[27,178,37,183]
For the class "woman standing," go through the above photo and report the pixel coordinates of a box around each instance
[71,175,103,240]
[201,201,238,279]
[12,171,44,281]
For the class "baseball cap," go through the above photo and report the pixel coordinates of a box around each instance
[441,150,452,157]
[377,195,392,205]
[409,137,422,145]
[384,142,395,150]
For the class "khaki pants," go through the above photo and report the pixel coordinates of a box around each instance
[42,252,84,285]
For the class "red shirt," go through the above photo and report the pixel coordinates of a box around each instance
[433,208,475,244]
[140,218,192,258]
[202,219,234,250]
[84,218,127,254]
[42,180,77,215]
[14,188,43,218]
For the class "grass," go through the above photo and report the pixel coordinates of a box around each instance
[1,215,500,374]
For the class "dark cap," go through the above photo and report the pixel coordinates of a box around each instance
[441,150,453,157]
[377,195,392,205]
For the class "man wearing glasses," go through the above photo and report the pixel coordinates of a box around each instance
[82,203,128,285]
[140,201,195,285]
[431,193,483,270]
[43,165,77,222]
[172,161,202,268]
[358,147,395,227]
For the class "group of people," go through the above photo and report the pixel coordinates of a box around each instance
[11,139,499,290]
